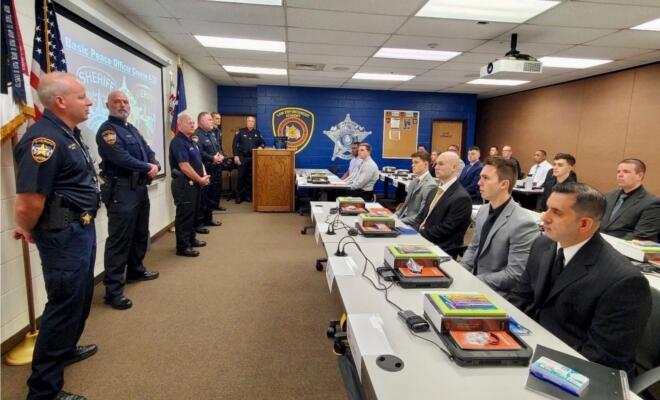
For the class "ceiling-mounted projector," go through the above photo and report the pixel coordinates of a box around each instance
[480,34,542,78]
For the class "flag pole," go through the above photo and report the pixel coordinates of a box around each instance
[4,134,39,366]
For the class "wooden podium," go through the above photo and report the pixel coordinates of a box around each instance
[252,148,295,212]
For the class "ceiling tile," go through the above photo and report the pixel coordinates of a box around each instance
[125,15,185,33]
[290,81,344,88]
[159,1,285,26]
[288,70,353,79]
[442,84,494,94]
[177,20,286,40]
[356,66,428,76]
[469,40,573,57]
[341,81,399,90]
[106,0,172,17]
[288,53,367,66]
[550,45,654,59]
[287,28,388,46]
[233,77,289,85]
[205,48,288,61]
[397,18,516,40]
[528,2,660,29]
[382,35,485,52]
[212,58,287,68]
[392,82,454,92]
[287,42,377,57]
[362,58,441,70]
[433,62,483,72]
[285,0,427,16]
[448,52,500,64]
[286,8,407,34]
[586,30,660,50]
[495,25,616,45]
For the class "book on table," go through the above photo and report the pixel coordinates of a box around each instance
[429,292,507,317]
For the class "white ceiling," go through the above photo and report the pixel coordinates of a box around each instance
[105,0,660,98]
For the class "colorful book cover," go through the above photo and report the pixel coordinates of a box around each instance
[366,207,393,217]
[450,330,521,351]
[397,266,446,277]
[360,223,392,232]
[630,239,660,252]
[431,292,507,317]
[396,245,434,255]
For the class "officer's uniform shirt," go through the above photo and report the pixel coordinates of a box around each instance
[195,127,220,166]
[15,110,99,212]
[96,115,156,178]
[213,127,224,154]
[170,132,204,177]
[232,127,265,157]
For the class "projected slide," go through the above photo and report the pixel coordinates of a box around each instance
[57,13,166,174]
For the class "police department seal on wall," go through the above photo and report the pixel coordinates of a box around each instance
[271,107,315,154]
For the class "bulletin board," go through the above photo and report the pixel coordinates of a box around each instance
[382,110,420,159]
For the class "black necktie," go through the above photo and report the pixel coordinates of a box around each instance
[610,193,628,219]
[549,248,565,286]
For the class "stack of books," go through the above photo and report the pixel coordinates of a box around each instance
[337,196,366,215]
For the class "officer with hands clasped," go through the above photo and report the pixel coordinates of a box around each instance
[96,90,160,310]
[169,113,210,257]
[232,115,264,204]
[194,112,222,231]
[14,72,98,400]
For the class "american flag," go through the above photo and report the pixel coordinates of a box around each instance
[30,0,66,120]
[169,63,187,136]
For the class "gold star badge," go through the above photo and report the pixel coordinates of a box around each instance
[81,212,93,225]
[102,130,117,145]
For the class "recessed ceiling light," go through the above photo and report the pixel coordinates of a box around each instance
[223,66,287,75]
[539,56,612,69]
[353,73,415,81]
[374,48,461,61]
[195,35,285,52]
[467,78,529,86]
[416,0,560,23]
[207,0,282,5]
[631,17,660,31]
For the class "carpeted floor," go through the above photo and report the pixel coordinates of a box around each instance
[1,202,344,399]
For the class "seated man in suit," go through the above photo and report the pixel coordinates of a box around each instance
[461,157,539,297]
[600,158,659,241]
[540,152,577,211]
[413,152,472,254]
[509,182,651,373]
[396,151,437,227]
[458,146,483,204]
[346,143,379,201]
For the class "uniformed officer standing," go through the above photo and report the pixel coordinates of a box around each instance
[169,113,210,257]
[210,111,227,210]
[96,91,160,310]
[232,115,264,204]
[194,112,222,230]
[14,72,98,400]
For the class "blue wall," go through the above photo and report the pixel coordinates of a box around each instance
[217,85,477,175]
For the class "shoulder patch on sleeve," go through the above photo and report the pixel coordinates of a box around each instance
[102,130,117,145]
[31,137,56,163]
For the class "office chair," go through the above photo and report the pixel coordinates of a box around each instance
[631,284,660,398]
[337,354,367,400]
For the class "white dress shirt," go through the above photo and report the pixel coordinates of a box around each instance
[529,160,552,187]
[558,236,591,267]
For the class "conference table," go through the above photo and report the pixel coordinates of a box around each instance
[311,201,642,399]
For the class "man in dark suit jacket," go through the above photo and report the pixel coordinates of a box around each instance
[600,159,660,241]
[414,151,472,253]
[540,153,577,211]
[509,182,651,374]
[459,146,483,204]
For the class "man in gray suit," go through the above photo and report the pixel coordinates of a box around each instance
[396,152,437,227]
[600,159,659,241]
[462,157,540,297]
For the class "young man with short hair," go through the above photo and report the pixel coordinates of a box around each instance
[540,153,577,211]
[600,159,659,241]
[396,152,437,227]
[461,157,539,296]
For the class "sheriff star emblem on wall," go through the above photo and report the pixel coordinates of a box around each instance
[323,114,371,161]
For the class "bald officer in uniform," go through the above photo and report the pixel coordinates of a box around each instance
[232,115,264,204]
[170,113,210,257]
[96,91,160,310]
[14,72,98,400]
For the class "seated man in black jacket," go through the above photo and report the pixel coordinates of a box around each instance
[509,182,651,374]
[540,152,577,211]
[414,151,472,255]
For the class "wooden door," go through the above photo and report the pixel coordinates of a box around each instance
[220,114,249,156]
[431,120,464,155]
